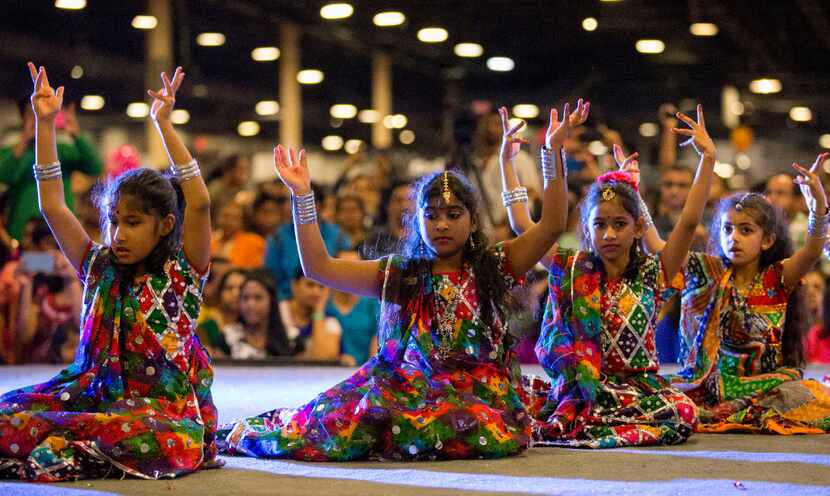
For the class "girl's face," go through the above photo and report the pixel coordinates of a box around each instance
[292,277,325,309]
[804,271,825,317]
[418,195,473,259]
[718,208,773,267]
[108,196,173,266]
[239,280,271,327]
[587,200,641,262]
[220,271,246,312]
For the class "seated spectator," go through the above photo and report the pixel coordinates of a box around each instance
[223,270,292,359]
[250,186,289,237]
[326,251,380,366]
[207,153,251,218]
[765,173,807,249]
[196,267,245,358]
[361,180,412,258]
[805,271,830,364]
[278,270,341,361]
[211,199,266,269]
[334,194,368,250]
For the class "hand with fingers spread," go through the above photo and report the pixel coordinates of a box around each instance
[671,104,716,158]
[612,144,640,188]
[546,98,590,149]
[27,62,64,123]
[498,106,529,164]
[274,145,311,195]
[147,66,185,123]
[793,152,830,215]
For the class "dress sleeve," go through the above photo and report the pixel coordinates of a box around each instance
[491,241,526,290]
[78,242,107,287]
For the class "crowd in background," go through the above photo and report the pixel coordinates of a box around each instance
[2,99,830,367]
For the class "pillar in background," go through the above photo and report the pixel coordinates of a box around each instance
[279,21,302,147]
[371,50,392,150]
[145,0,173,168]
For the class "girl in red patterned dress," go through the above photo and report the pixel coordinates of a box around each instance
[0,64,218,481]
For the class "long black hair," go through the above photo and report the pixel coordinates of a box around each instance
[383,169,523,340]
[708,192,807,367]
[238,269,292,356]
[93,168,185,284]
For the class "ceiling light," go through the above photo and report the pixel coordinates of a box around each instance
[192,84,209,97]
[382,114,408,129]
[70,65,83,79]
[171,109,190,125]
[297,69,324,85]
[373,11,405,27]
[237,121,260,137]
[417,27,448,43]
[582,17,598,32]
[639,122,659,137]
[635,39,665,54]
[736,153,751,170]
[454,43,483,58]
[344,139,363,154]
[690,22,718,36]
[399,130,415,145]
[730,101,745,116]
[330,104,358,119]
[820,134,830,150]
[789,106,812,122]
[55,0,85,10]
[512,104,539,119]
[131,15,158,30]
[588,140,608,156]
[749,78,782,94]
[486,56,515,72]
[714,161,734,179]
[358,109,380,123]
[196,32,225,47]
[322,135,344,151]
[251,46,280,62]
[320,3,353,20]
[126,102,149,118]
[255,100,279,116]
[80,95,104,111]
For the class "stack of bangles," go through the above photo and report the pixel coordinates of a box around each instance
[639,196,655,230]
[808,208,830,238]
[502,187,528,207]
[540,146,566,182]
[32,161,62,181]
[293,191,317,224]
[169,159,201,181]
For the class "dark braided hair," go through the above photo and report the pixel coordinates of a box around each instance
[708,192,807,367]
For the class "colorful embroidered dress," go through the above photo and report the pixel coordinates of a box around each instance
[0,243,219,481]
[525,249,697,448]
[219,243,531,461]
[669,253,830,433]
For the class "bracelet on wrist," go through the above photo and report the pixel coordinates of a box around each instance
[292,191,318,225]
[32,161,62,181]
[501,187,529,207]
[169,159,201,182]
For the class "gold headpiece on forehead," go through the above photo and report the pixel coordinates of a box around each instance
[442,171,452,204]
[601,187,616,202]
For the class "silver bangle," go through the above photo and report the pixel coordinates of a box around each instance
[501,187,529,207]
[292,191,317,225]
[807,210,830,238]
[639,196,654,230]
[32,161,62,181]
[169,159,201,182]
[541,147,564,182]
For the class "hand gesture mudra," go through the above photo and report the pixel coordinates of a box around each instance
[147,67,185,123]
[27,62,64,122]
[546,98,590,149]
[671,104,716,158]
[498,106,529,164]
[613,144,640,187]
[793,152,830,215]
[274,144,311,195]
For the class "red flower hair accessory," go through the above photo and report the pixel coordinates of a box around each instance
[597,171,639,192]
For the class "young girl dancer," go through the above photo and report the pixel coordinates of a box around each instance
[653,151,830,433]
[0,64,218,481]
[219,101,586,461]
[501,105,715,448]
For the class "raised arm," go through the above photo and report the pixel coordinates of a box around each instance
[504,99,590,275]
[784,152,829,288]
[28,62,90,272]
[147,67,211,274]
[659,105,716,281]
[497,106,534,235]
[610,144,667,255]
[274,145,381,298]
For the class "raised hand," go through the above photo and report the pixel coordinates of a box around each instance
[27,62,64,122]
[147,66,185,123]
[793,152,830,215]
[546,98,590,149]
[612,144,640,187]
[498,106,529,164]
[671,104,715,158]
[274,145,311,195]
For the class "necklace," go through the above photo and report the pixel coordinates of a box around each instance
[601,276,629,353]
[432,265,472,358]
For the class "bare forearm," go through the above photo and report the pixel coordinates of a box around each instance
[501,158,534,234]
[35,120,65,213]
[155,120,193,168]
[677,154,715,231]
